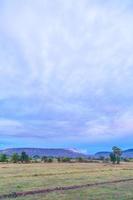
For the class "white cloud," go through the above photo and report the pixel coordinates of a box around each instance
[0,1,133,143]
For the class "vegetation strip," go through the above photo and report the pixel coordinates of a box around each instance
[0,178,133,199]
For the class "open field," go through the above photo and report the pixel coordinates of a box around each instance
[0,162,133,199]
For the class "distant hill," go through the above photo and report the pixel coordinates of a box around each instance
[122,149,133,158]
[95,151,111,159]
[95,149,133,159]
[0,148,87,158]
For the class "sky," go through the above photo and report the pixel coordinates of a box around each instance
[0,0,133,154]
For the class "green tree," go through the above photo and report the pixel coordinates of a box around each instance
[47,158,53,163]
[11,153,20,163]
[112,146,122,164]
[0,154,8,162]
[110,146,122,164]
[110,152,116,164]
[20,152,29,163]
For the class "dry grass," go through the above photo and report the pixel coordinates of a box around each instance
[0,162,133,199]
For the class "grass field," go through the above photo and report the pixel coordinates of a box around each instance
[0,162,133,200]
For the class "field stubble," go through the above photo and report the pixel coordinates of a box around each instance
[0,162,133,200]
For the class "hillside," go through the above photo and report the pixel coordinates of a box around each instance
[0,148,86,158]
[122,149,133,158]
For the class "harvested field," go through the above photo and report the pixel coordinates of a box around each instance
[0,162,133,199]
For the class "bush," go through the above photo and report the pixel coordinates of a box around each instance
[42,156,53,163]
[77,157,84,162]
[62,157,71,162]
[48,158,53,163]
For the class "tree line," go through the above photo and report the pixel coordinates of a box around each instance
[0,152,84,163]
[0,152,30,163]
[0,146,127,164]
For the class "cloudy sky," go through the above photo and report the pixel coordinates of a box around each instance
[0,0,133,153]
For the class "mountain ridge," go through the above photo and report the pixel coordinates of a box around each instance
[0,148,87,158]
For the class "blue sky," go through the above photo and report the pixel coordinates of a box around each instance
[0,0,133,154]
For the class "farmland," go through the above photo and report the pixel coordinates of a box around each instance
[0,162,133,200]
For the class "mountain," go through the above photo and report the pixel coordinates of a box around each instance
[95,151,110,159]
[0,148,87,158]
[95,149,133,158]
[122,149,133,158]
